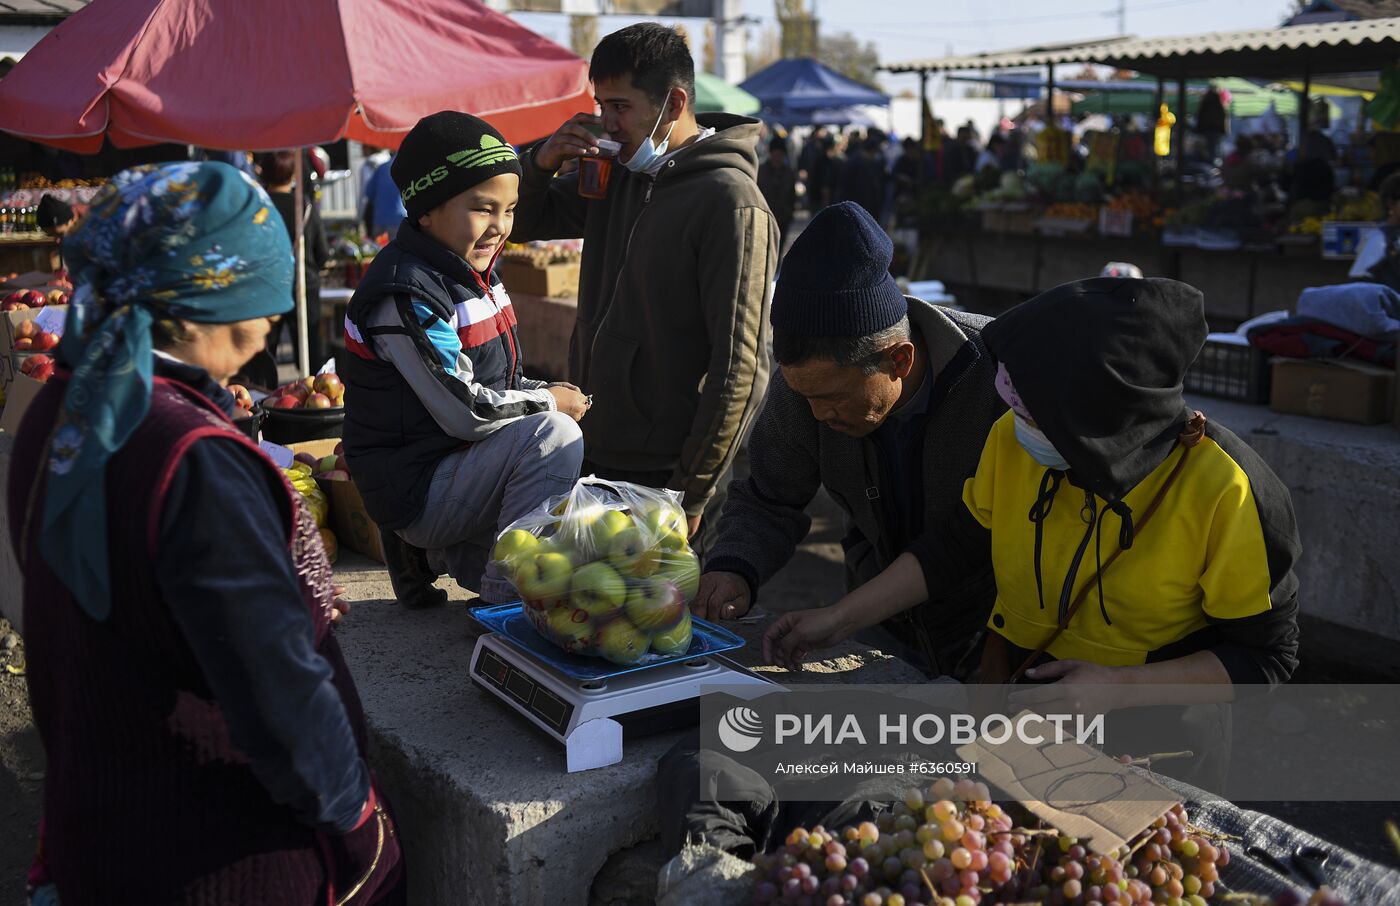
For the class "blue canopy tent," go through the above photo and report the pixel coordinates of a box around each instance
[740,57,888,125]
[759,106,876,127]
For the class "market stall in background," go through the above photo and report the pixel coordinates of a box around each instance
[886,17,1400,425]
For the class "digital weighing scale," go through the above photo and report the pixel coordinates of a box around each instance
[469,603,780,772]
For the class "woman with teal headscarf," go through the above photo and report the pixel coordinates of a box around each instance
[7,162,405,905]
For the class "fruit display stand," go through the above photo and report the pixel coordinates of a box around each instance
[0,235,59,275]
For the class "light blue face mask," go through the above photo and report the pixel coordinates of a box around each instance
[621,93,678,176]
[1014,415,1071,471]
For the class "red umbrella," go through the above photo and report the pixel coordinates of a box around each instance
[0,0,592,376]
[0,0,592,151]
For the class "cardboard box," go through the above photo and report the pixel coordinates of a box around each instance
[328,477,385,564]
[1,305,66,359]
[286,438,385,563]
[0,372,46,434]
[1269,358,1396,425]
[495,258,580,298]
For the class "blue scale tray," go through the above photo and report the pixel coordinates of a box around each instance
[469,601,746,682]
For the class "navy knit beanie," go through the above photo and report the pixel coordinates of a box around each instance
[770,202,906,339]
[392,111,522,221]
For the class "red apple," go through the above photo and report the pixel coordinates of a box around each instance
[272,395,300,409]
[21,290,45,307]
[226,383,253,410]
[304,392,332,409]
[51,269,68,283]
[20,354,50,376]
[13,337,33,350]
[32,331,58,351]
[313,373,343,397]
[289,383,311,402]
[333,441,345,456]
[30,362,55,383]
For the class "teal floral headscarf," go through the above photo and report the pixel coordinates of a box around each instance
[43,161,294,620]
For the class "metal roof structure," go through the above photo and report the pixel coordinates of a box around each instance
[884,17,1400,79]
[0,1,88,25]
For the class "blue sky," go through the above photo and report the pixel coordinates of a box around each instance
[512,0,1299,95]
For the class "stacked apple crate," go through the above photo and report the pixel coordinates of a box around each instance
[0,271,72,433]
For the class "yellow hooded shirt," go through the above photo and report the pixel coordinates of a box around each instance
[964,411,1276,667]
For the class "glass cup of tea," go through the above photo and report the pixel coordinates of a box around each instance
[578,138,621,200]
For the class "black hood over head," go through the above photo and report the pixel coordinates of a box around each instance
[982,276,1207,503]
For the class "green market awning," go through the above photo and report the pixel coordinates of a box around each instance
[1070,77,1301,117]
[694,71,760,115]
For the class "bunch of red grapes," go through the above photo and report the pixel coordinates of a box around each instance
[749,777,1341,906]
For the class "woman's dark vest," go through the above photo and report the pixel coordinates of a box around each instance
[8,375,367,905]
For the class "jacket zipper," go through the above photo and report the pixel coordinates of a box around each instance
[586,176,656,379]
[475,257,519,391]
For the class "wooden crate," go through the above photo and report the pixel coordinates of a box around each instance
[495,258,580,298]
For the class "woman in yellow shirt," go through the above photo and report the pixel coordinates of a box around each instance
[764,276,1301,696]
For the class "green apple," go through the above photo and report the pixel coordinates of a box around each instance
[544,606,596,648]
[515,551,574,601]
[570,561,627,621]
[655,549,700,601]
[596,617,649,665]
[492,529,540,570]
[589,509,633,555]
[641,504,688,547]
[624,577,686,631]
[560,505,630,557]
[650,610,693,655]
[638,503,688,553]
[535,535,581,567]
[608,526,660,578]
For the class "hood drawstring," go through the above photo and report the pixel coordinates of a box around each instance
[1056,491,1097,624]
[1028,469,1064,610]
[1092,499,1133,626]
[1009,410,1208,682]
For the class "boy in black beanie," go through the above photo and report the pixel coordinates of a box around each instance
[342,111,590,608]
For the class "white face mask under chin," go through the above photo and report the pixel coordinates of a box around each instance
[622,98,678,176]
[1013,416,1071,471]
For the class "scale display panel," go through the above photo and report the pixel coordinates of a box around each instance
[474,645,575,734]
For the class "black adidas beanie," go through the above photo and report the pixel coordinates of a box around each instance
[392,111,523,221]
[770,201,907,340]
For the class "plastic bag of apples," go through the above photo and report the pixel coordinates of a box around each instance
[490,477,700,666]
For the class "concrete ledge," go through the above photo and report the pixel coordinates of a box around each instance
[331,566,924,906]
[1188,395,1400,646]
